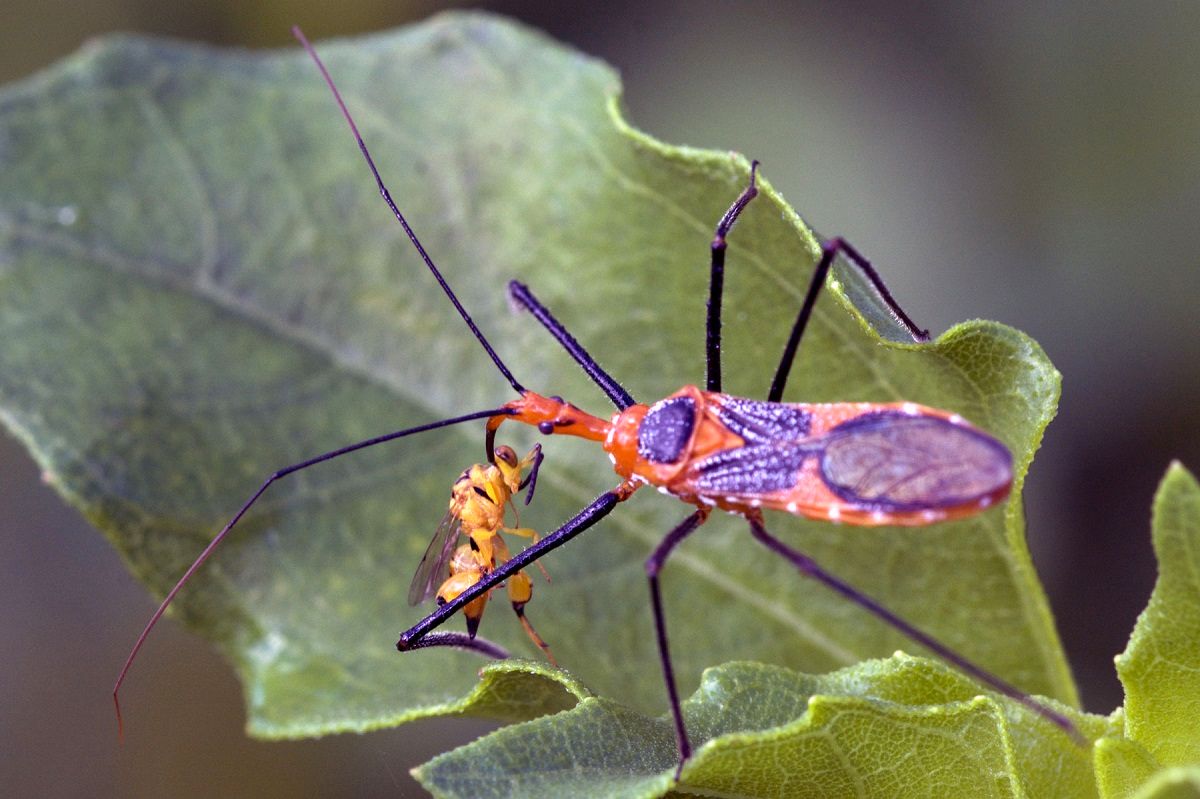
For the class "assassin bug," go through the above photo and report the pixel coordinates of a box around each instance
[113,25,1081,772]
[408,444,558,665]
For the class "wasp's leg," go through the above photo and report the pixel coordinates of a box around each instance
[503,526,550,582]
[505,566,558,666]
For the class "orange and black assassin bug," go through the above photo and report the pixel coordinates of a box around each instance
[114,25,1081,777]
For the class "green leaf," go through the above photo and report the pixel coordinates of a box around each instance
[1096,725,1164,799]
[1114,464,1200,768]
[0,8,1072,753]
[416,656,1103,799]
[1128,768,1200,799]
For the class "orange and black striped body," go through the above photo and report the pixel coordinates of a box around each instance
[494,386,1011,526]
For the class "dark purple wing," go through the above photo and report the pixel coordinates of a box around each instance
[818,411,1012,510]
[714,396,811,443]
[407,508,462,606]
[691,442,812,495]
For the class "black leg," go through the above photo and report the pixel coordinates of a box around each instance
[645,509,710,778]
[114,406,514,726]
[398,483,635,648]
[767,237,931,402]
[706,162,760,393]
[507,281,636,410]
[745,515,1081,741]
[406,631,510,659]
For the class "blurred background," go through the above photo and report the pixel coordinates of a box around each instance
[3,1,1198,796]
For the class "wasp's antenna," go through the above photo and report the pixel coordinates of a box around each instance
[292,26,525,396]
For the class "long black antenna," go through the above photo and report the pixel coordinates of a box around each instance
[114,407,513,731]
[293,26,525,396]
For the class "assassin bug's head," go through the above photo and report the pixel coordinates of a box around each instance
[490,392,611,451]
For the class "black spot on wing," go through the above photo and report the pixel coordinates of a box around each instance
[638,396,696,464]
[819,411,1012,511]
[716,396,811,443]
[693,443,811,494]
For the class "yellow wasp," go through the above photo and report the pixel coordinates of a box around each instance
[407,444,556,664]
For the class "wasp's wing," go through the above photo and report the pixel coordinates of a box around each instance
[407,507,463,606]
[816,411,1012,510]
